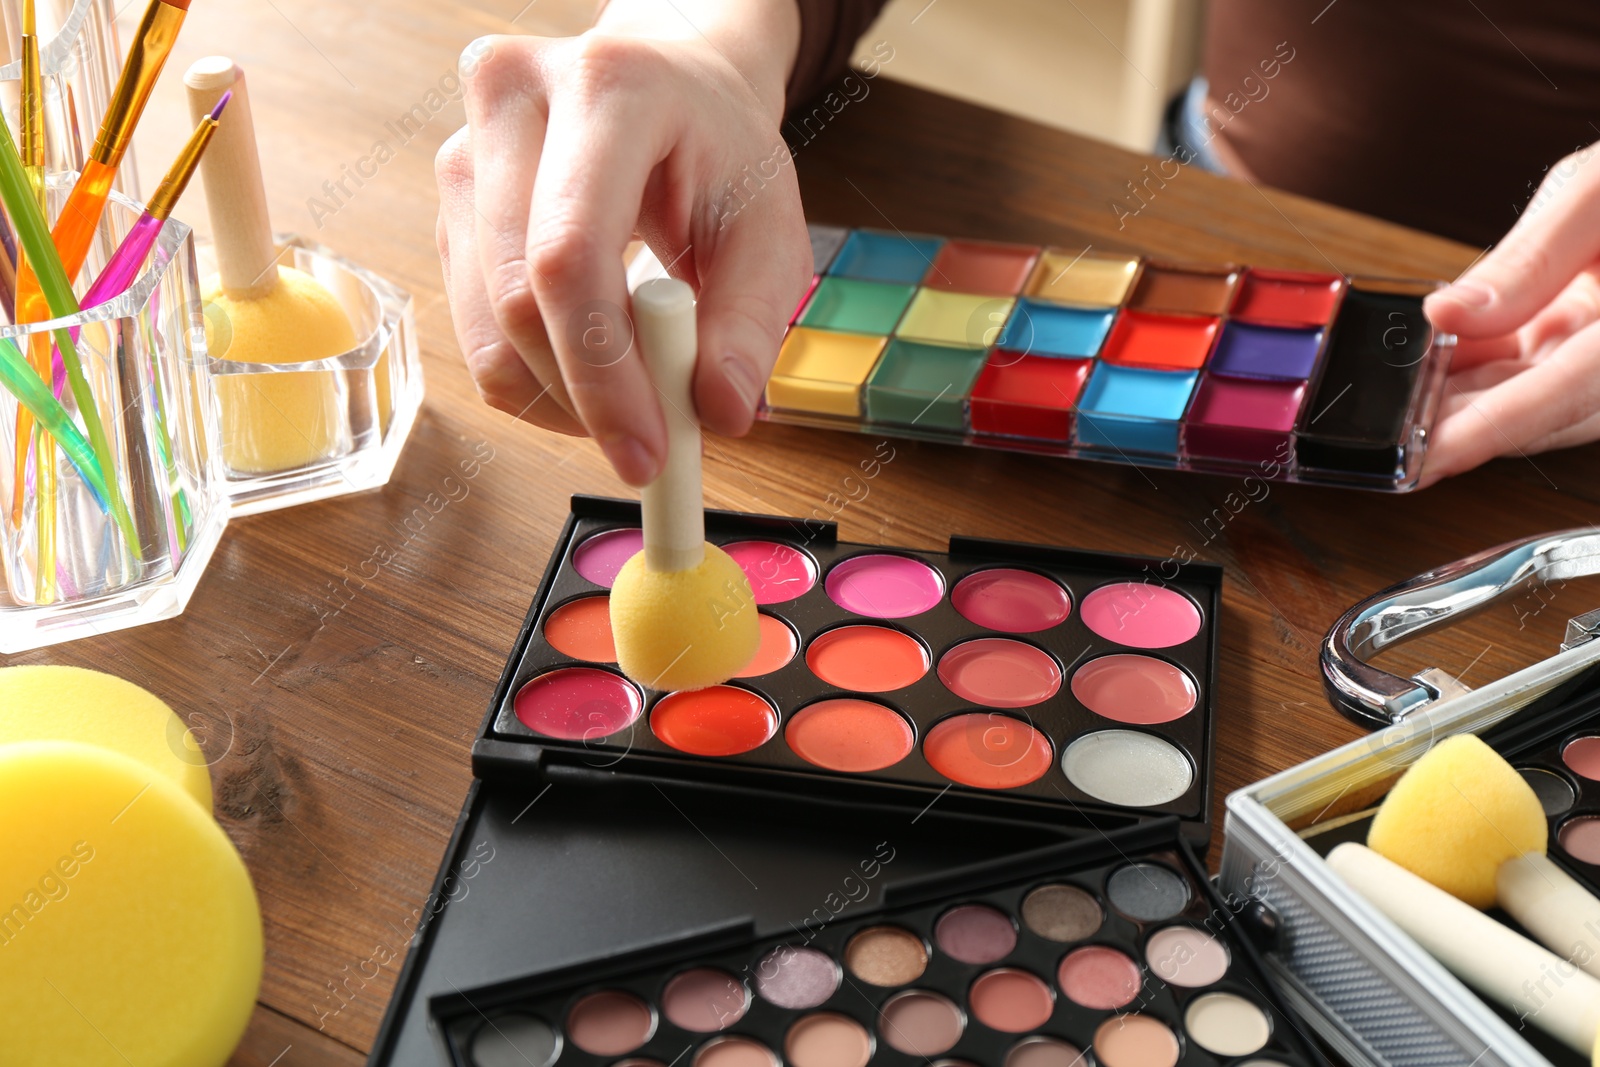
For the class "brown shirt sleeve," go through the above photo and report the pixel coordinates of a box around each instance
[1203,0,1600,247]
[786,0,894,105]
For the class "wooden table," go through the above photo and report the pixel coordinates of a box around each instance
[17,1,1600,1063]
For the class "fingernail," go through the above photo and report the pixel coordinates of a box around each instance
[599,434,659,486]
[1442,280,1494,309]
[721,354,762,414]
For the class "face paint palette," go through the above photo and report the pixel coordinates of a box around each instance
[429,818,1325,1067]
[765,225,1455,491]
[474,496,1222,844]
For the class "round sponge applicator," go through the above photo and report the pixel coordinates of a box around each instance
[0,664,212,810]
[608,278,759,691]
[0,740,262,1067]
[1367,733,1547,909]
[205,264,359,473]
[612,543,760,691]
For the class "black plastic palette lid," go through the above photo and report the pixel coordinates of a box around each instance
[473,496,1223,848]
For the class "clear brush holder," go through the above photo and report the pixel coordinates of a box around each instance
[0,187,226,652]
[0,0,138,200]
[198,234,423,516]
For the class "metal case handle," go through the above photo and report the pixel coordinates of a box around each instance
[1322,528,1600,728]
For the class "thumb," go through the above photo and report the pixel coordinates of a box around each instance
[691,188,813,437]
[1425,144,1600,339]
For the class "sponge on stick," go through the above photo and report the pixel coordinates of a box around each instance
[1367,733,1546,908]
[609,279,758,691]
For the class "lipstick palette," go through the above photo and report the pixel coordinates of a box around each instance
[473,496,1221,843]
[759,225,1455,491]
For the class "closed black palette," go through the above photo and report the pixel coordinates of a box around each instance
[429,819,1322,1067]
[475,496,1222,843]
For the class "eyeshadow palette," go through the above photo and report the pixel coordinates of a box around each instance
[763,225,1456,491]
[1478,668,1600,897]
[430,818,1323,1067]
[474,496,1221,843]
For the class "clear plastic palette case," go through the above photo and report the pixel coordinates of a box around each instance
[735,226,1457,492]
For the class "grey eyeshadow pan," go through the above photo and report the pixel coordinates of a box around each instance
[1519,766,1575,817]
[473,1014,559,1067]
[1106,862,1190,922]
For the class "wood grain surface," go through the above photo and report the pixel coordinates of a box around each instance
[8,1,1599,1063]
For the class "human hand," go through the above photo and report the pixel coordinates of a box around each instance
[435,8,810,486]
[1421,143,1600,486]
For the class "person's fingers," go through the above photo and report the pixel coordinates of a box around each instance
[1446,332,1523,371]
[435,124,584,435]
[1419,316,1600,485]
[527,37,676,485]
[461,38,578,426]
[1523,405,1600,455]
[1440,271,1600,371]
[690,165,813,437]
[1513,269,1600,363]
[1425,144,1600,338]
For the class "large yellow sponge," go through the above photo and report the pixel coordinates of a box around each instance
[1368,733,1546,909]
[611,543,760,691]
[206,264,358,473]
[0,741,262,1067]
[0,664,212,810]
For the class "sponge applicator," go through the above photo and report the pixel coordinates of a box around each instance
[1369,732,1600,979]
[0,741,261,1067]
[610,279,759,691]
[0,664,212,809]
[1368,733,1546,908]
[186,57,356,473]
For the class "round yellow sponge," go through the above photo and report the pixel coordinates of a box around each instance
[1368,733,1547,909]
[611,543,761,691]
[0,741,262,1067]
[205,265,359,474]
[0,665,212,810]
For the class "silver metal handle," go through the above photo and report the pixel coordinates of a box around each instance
[1322,528,1600,728]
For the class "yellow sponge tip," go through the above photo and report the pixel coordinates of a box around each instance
[205,265,360,473]
[0,741,261,1067]
[1368,733,1546,909]
[0,664,212,811]
[611,543,761,691]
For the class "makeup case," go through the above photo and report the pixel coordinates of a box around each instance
[1218,528,1600,1066]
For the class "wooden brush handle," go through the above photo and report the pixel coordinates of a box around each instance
[183,56,277,298]
[1329,843,1600,1057]
[631,278,704,573]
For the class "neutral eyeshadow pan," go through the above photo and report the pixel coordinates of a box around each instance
[1020,883,1103,942]
[566,991,653,1056]
[783,1012,871,1067]
[844,926,928,986]
[754,946,840,1010]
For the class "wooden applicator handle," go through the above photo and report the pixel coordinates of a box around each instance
[183,57,278,298]
[1501,853,1600,980]
[631,278,704,573]
[1329,843,1600,1056]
